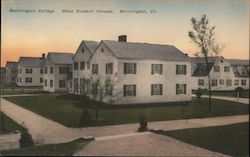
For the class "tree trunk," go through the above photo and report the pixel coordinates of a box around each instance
[205,56,212,111]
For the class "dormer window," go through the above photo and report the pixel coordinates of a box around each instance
[82,48,84,53]
[101,48,104,52]
[220,60,223,63]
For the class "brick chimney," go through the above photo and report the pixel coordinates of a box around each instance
[118,35,127,42]
[41,53,46,59]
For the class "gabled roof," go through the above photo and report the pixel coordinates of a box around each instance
[18,57,45,68]
[47,52,74,65]
[191,56,222,77]
[226,59,250,66]
[6,61,18,68]
[101,40,189,61]
[84,41,99,53]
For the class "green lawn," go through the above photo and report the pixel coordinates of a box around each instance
[0,112,24,135]
[154,122,249,157]
[0,138,91,156]
[1,89,49,95]
[4,94,249,127]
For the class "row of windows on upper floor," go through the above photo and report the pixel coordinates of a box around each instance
[198,79,248,86]
[18,68,44,74]
[91,63,187,75]
[16,77,43,83]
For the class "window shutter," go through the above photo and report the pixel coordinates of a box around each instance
[133,85,136,96]
[105,64,108,74]
[151,64,154,74]
[176,65,178,74]
[134,63,137,74]
[184,84,186,94]
[111,63,113,74]
[176,84,178,94]
[124,63,127,74]
[123,85,126,96]
[160,85,163,95]
[184,65,186,74]
[151,84,153,95]
[160,64,163,74]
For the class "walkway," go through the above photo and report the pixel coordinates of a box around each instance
[74,132,229,156]
[192,94,249,104]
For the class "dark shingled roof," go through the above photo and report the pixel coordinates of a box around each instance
[47,52,74,65]
[6,61,18,68]
[18,57,45,68]
[102,40,189,61]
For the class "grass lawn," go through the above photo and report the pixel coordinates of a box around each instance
[4,94,249,127]
[0,138,91,156]
[0,89,49,95]
[0,112,24,135]
[154,122,249,157]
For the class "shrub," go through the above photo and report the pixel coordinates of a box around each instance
[196,88,203,102]
[138,114,148,132]
[19,128,34,148]
[235,87,244,97]
[79,110,92,127]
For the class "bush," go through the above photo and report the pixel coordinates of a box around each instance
[138,114,148,132]
[0,112,6,132]
[79,110,92,127]
[196,88,203,102]
[19,128,34,148]
[235,87,244,97]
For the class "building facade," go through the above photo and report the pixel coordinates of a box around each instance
[5,61,18,84]
[191,56,250,91]
[16,56,45,87]
[43,52,73,93]
[72,40,99,95]
[88,36,192,104]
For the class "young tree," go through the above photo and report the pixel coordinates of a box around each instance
[196,88,203,102]
[138,114,148,132]
[188,14,224,111]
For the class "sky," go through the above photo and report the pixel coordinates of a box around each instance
[1,0,249,67]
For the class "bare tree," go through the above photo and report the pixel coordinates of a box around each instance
[188,14,224,111]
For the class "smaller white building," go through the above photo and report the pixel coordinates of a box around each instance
[16,55,45,87]
[5,61,18,84]
[191,56,249,91]
[72,40,99,95]
[43,52,74,93]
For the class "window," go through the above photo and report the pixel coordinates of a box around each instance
[198,79,204,86]
[176,84,186,94]
[74,62,78,70]
[211,79,218,86]
[59,67,68,74]
[59,80,66,88]
[45,67,48,74]
[124,63,136,74]
[214,66,220,72]
[50,67,53,74]
[105,84,113,96]
[44,79,47,87]
[124,85,136,96]
[40,78,43,83]
[80,78,85,94]
[151,84,163,95]
[219,79,224,85]
[40,68,43,74]
[19,78,22,83]
[224,66,230,72]
[101,48,104,52]
[176,65,187,75]
[82,48,84,53]
[25,69,32,74]
[226,79,232,86]
[25,78,32,83]
[106,63,113,74]
[241,80,246,86]
[92,64,98,74]
[151,64,163,74]
[19,69,22,73]
[80,61,85,70]
[50,80,53,87]
[234,80,239,86]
